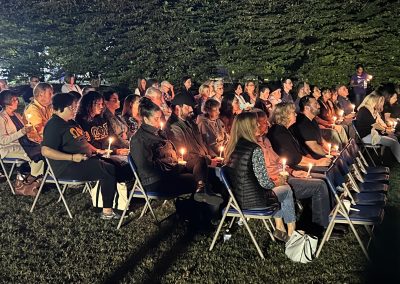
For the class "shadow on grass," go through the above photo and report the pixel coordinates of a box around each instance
[365,205,400,283]
[102,217,183,283]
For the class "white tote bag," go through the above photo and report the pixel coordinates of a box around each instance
[285,230,318,263]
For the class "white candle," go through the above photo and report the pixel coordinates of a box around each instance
[334,144,339,152]
[307,163,313,177]
[107,137,113,157]
[160,122,164,130]
[26,113,32,126]
[394,121,398,129]
[351,104,355,113]
[180,148,185,161]
[328,143,331,156]
[332,116,337,129]
[218,146,224,158]
[281,158,287,172]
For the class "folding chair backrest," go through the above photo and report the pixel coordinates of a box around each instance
[128,155,141,182]
[217,166,242,208]
[321,164,343,201]
[351,120,363,142]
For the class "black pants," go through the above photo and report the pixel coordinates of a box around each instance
[186,155,208,183]
[58,157,117,208]
[144,173,196,195]
[288,177,331,227]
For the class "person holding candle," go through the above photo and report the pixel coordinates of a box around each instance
[267,102,331,169]
[291,96,345,160]
[196,99,229,158]
[41,93,121,219]
[166,94,224,204]
[75,91,129,155]
[0,90,44,180]
[356,94,400,163]
[224,111,296,241]
[24,82,53,142]
[103,90,129,148]
[130,98,222,205]
[254,109,332,234]
[350,64,370,107]
[315,89,349,145]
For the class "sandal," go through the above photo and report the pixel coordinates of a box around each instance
[273,229,289,242]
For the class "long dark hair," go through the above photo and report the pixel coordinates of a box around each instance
[122,94,140,117]
[139,97,161,120]
[76,91,104,120]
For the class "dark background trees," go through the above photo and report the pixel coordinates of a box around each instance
[0,0,399,87]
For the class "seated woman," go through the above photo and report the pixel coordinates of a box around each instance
[356,93,400,163]
[194,84,211,115]
[224,111,296,240]
[103,90,129,148]
[130,98,214,200]
[219,95,242,134]
[380,83,399,121]
[0,90,44,183]
[254,85,271,117]
[196,99,229,157]
[41,93,119,219]
[242,80,258,105]
[121,94,141,139]
[267,102,331,169]
[75,91,129,155]
[315,88,348,146]
[255,109,331,233]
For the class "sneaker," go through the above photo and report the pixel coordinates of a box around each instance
[100,211,122,220]
[194,185,223,206]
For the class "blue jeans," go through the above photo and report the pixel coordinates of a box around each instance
[272,185,296,224]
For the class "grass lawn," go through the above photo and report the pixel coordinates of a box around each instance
[0,164,399,283]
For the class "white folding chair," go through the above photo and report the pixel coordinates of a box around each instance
[209,167,277,259]
[0,156,26,194]
[30,157,98,218]
[117,155,184,229]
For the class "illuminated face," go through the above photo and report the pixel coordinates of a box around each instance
[215,84,224,97]
[246,82,255,93]
[180,104,194,120]
[39,88,53,106]
[235,85,243,95]
[308,98,320,116]
[184,79,192,90]
[288,109,297,127]
[131,99,140,115]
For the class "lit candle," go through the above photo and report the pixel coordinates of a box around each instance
[281,158,287,174]
[387,121,393,129]
[394,121,398,129]
[160,121,164,130]
[307,163,313,178]
[367,75,373,81]
[218,145,224,159]
[26,113,32,126]
[334,144,339,155]
[178,148,187,165]
[107,137,113,157]
[328,143,331,157]
[351,104,356,113]
[332,116,337,129]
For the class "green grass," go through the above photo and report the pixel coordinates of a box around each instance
[1,165,399,283]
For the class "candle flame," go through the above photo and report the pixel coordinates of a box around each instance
[160,122,164,130]
[109,137,113,143]
[218,146,224,152]
[180,148,186,155]
[334,145,339,151]
[26,113,32,119]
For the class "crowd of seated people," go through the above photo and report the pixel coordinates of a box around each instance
[1,76,399,244]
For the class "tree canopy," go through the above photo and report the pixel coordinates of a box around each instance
[0,0,399,87]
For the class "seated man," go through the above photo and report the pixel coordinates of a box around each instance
[41,93,120,219]
[290,96,340,159]
[166,94,223,205]
[255,109,331,233]
[24,82,53,142]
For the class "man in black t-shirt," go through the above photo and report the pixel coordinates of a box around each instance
[42,93,120,220]
[290,96,331,159]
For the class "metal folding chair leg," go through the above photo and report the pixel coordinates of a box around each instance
[209,205,230,252]
[30,170,49,213]
[0,160,18,194]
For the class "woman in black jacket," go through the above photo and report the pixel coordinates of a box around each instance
[130,97,221,207]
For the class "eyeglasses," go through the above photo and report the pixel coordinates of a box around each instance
[31,80,39,83]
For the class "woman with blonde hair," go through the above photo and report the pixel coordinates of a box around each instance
[224,111,296,241]
[355,93,400,162]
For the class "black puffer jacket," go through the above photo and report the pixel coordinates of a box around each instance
[225,138,279,209]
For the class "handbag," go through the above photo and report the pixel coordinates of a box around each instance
[14,174,41,196]
[285,230,318,263]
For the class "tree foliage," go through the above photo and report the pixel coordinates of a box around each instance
[0,0,399,87]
